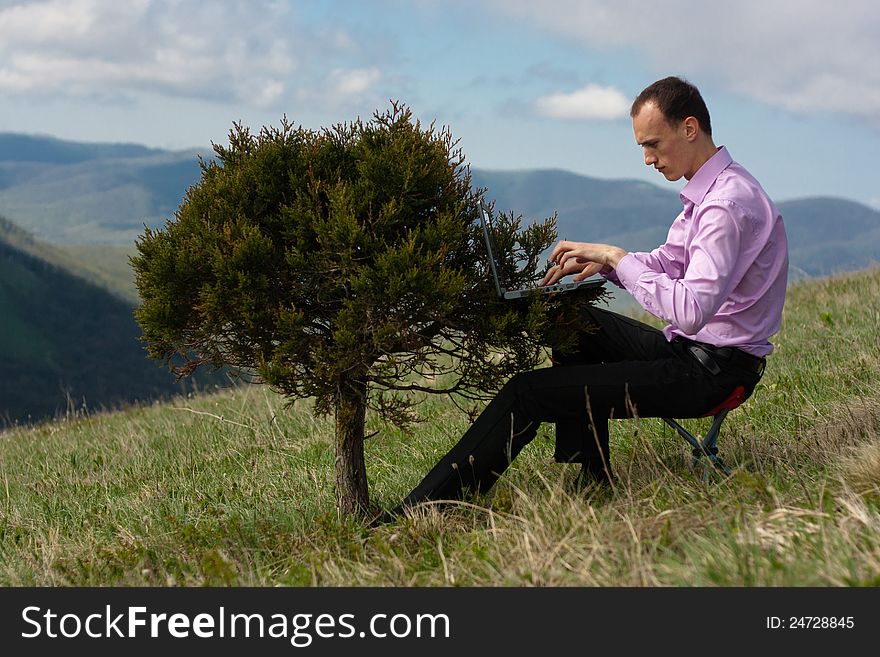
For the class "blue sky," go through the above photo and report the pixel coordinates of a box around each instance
[1,0,878,207]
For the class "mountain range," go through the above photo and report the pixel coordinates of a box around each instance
[0,132,878,424]
[3,132,878,279]
[0,133,203,244]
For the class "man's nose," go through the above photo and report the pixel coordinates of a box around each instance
[644,150,657,166]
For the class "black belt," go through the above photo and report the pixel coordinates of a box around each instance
[679,339,766,376]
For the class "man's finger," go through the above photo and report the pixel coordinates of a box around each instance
[546,260,575,285]
[549,241,571,262]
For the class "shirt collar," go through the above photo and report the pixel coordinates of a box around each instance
[680,146,733,206]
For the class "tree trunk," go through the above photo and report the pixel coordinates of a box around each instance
[334,376,370,516]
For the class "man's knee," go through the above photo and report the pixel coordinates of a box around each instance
[495,372,526,404]
[498,370,552,422]
[501,371,530,397]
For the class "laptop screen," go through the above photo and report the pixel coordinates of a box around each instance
[478,200,506,296]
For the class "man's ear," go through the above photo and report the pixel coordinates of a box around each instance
[683,116,700,142]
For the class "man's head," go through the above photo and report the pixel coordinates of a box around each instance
[631,76,716,182]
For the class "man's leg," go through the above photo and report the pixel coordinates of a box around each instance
[399,342,743,510]
[552,307,672,469]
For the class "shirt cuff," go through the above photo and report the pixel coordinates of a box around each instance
[599,267,623,288]
[614,253,664,318]
[612,253,645,291]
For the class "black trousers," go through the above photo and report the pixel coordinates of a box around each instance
[399,306,763,507]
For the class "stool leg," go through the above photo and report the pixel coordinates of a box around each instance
[662,418,702,452]
[664,414,734,480]
[701,409,730,454]
[662,418,708,477]
[702,410,733,477]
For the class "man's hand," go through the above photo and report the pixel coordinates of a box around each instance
[541,256,594,286]
[540,241,627,286]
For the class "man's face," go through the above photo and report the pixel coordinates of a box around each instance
[632,102,695,181]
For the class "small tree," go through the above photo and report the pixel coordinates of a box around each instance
[133,103,602,516]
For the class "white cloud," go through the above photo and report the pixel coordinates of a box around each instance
[253,80,286,109]
[292,66,385,116]
[484,0,880,119]
[534,84,629,120]
[330,68,381,97]
[0,0,381,110]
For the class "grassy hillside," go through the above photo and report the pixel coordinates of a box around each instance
[1,268,878,586]
[52,244,140,304]
[0,216,138,303]
[0,217,213,425]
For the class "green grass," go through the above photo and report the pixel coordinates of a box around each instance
[52,244,139,304]
[2,269,880,586]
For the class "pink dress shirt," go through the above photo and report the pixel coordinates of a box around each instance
[606,147,788,357]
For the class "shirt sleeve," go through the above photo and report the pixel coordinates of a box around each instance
[614,200,748,335]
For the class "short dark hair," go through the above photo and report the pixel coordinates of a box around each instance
[631,76,712,137]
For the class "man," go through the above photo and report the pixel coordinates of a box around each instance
[393,76,788,512]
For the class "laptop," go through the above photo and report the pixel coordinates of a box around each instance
[479,200,605,300]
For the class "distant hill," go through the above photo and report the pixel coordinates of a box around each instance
[0,132,877,278]
[0,132,165,165]
[0,215,219,425]
[771,197,880,277]
[0,132,204,244]
[474,168,680,244]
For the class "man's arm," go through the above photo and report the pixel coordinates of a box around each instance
[542,210,687,289]
[542,202,749,335]
[614,201,749,334]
